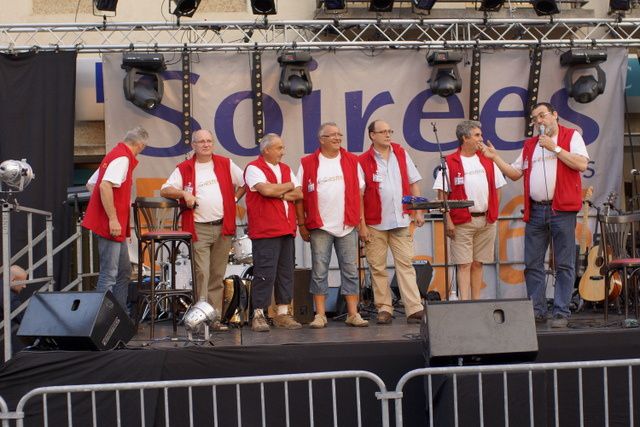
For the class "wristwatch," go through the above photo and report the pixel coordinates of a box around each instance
[553,146,562,154]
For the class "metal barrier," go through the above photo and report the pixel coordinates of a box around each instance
[10,370,389,427]
[1,200,98,361]
[393,358,640,427]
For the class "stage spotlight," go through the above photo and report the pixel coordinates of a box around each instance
[610,0,631,11]
[184,300,219,340]
[479,0,505,12]
[369,0,394,12]
[171,0,200,17]
[324,0,346,10]
[121,53,166,111]
[0,159,35,192]
[278,51,313,99]
[427,50,463,98]
[251,0,277,15]
[94,0,118,12]
[413,0,437,11]
[560,49,607,104]
[530,0,559,15]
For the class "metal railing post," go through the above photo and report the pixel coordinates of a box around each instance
[2,202,12,361]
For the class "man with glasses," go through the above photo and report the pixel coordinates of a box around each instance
[359,120,425,325]
[295,122,369,328]
[433,120,506,301]
[483,102,589,328]
[161,129,245,322]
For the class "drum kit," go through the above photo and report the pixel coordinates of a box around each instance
[222,230,254,327]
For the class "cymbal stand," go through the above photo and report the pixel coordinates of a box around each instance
[432,122,453,300]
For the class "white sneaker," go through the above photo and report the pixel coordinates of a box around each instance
[309,314,328,329]
[345,313,369,327]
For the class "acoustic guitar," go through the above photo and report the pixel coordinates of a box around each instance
[578,192,622,302]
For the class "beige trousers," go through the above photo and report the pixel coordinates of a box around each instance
[364,226,423,317]
[193,222,233,314]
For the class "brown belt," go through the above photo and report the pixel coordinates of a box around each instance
[470,212,486,217]
[197,219,223,225]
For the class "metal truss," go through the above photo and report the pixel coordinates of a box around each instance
[1,18,640,53]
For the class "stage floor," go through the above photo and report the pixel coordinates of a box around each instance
[129,307,640,350]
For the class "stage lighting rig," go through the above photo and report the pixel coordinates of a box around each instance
[369,0,394,12]
[427,50,463,98]
[121,53,166,111]
[184,300,219,341]
[171,0,200,17]
[530,0,559,16]
[251,0,277,15]
[0,159,35,193]
[323,0,347,10]
[94,0,118,12]
[560,49,607,104]
[609,0,632,12]
[479,0,505,12]
[278,51,313,99]
[412,0,437,12]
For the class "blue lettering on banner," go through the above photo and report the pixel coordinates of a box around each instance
[403,89,464,152]
[583,160,595,179]
[215,91,282,156]
[142,71,202,158]
[302,90,321,153]
[95,62,104,103]
[480,86,528,150]
[345,90,395,152]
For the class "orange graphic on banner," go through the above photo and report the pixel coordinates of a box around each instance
[498,195,526,285]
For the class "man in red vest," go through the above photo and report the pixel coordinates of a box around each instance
[359,120,425,325]
[433,120,506,300]
[484,102,589,328]
[244,133,303,332]
[160,129,245,320]
[295,122,369,328]
[82,126,148,311]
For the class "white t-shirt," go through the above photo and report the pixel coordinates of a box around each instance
[161,160,244,223]
[87,157,129,188]
[511,131,589,202]
[245,162,300,216]
[296,153,366,237]
[433,154,507,213]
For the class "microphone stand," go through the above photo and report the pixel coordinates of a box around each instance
[432,122,453,301]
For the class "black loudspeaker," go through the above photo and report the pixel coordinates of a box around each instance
[390,261,433,299]
[17,291,135,351]
[421,299,538,366]
[293,268,314,324]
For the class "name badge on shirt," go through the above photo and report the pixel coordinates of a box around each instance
[523,160,529,170]
[454,173,464,186]
[373,173,384,183]
[307,182,315,192]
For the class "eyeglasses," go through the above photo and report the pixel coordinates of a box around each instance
[193,139,213,145]
[320,133,343,139]
[372,129,394,135]
[529,111,553,122]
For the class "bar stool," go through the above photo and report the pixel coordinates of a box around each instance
[599,211,640,321]
[132,197,197,338]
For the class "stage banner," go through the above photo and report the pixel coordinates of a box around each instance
[102,48,627,298]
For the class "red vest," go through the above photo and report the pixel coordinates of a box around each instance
[300,148,360,230]
[177,155,237,240]
[82,142,138,242]
[244,156,297,239]
[359,142,411,226]
[522,125,582,222]
[445,149,499,225]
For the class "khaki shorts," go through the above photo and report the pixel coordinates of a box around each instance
[449,216,497,265]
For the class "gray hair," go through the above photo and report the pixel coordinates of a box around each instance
[455,120,481,143]
[124,126,149,144]
[259,133,281,153]
[317,122,339,139]
[192,129,213,143]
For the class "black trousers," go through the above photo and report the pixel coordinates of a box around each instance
[251,235,295,311]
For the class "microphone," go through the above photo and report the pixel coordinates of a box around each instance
[539,124,546,137]
[631,169,640,176]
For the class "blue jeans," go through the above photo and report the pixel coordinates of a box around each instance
[524,204,577,318]
[96,234,131,312]
[309,228,359,296]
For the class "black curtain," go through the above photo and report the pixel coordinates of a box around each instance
[0,51,77,290]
